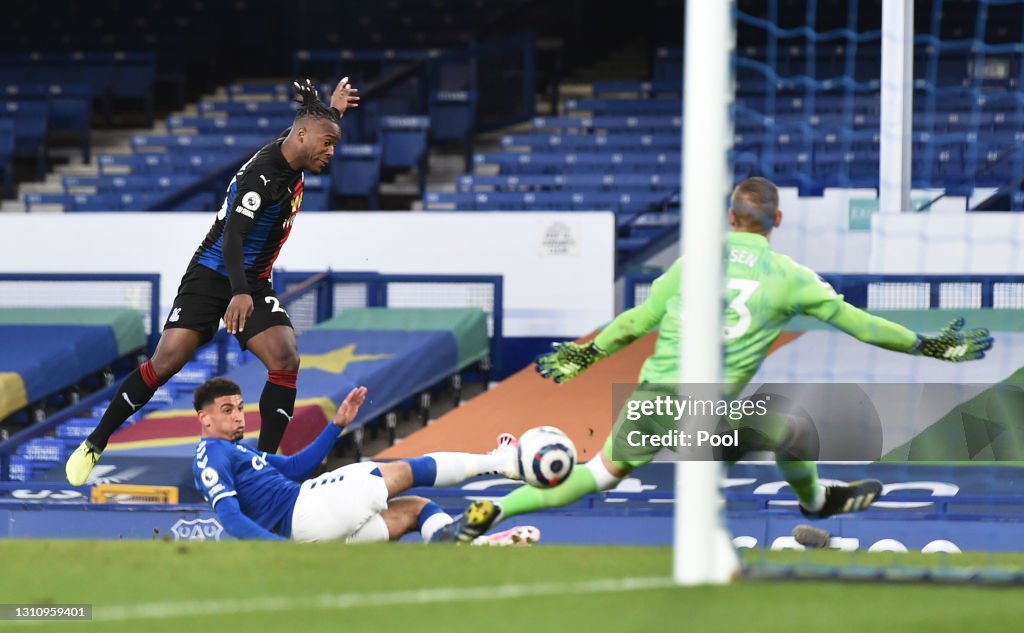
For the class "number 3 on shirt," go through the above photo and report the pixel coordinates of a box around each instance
[723,279,760,340]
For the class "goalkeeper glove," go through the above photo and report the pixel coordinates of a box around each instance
[913,317,993,362]
[535,341,607,383]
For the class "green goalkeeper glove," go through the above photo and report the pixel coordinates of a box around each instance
[535,341,607,383]
[913,317,993,362]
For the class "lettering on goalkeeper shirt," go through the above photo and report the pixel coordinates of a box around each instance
[729,248,758,267]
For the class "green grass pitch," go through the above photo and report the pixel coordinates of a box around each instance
[1,541,1023,632]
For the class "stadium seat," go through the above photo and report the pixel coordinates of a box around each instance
[564,98,680,115]
[1,100,48,179]
[429,90,477,168]
[46,83,93,162]
[0,118,13,198]
[301,174,330,211]
[380,115,430,194]
[199,101,298,117]
[330,143,381,209]
[423,191,474,211]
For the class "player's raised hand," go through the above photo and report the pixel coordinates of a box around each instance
[333,386,368,427]
[914,317,994,362]
[330,76,360,115]
[535,341,607,383]
[224,294,254,335]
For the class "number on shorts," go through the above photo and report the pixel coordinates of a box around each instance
[265,296,288,315]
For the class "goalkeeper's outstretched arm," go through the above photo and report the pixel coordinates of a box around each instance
[536,260,681,383]
[593,258,681,354]
[825,303,993,362]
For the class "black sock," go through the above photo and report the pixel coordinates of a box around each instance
[258,374,297,454]
[87,363,159,450]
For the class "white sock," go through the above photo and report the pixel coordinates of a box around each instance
[801,484,827,513]
[420,511,453,541]
[425,452,506,486]
[585,456,624,491]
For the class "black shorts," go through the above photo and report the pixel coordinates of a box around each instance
[164,265,293,348]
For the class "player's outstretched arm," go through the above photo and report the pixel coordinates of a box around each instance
[826,303,993,361]
[537,260,681,383]
[265,386,368,480]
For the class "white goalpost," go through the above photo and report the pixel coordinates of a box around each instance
[880,0,914,214]
[673,0,740,585]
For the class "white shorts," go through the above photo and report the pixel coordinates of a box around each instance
[290,461,390,543]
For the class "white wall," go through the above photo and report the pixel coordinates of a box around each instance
[870,212,1024,273]
[0,212,616,337]
[771,188,975,273]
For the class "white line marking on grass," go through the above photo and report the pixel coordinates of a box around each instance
[2,576,676,624]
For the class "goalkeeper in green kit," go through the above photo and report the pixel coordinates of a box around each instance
[432,176,994,543]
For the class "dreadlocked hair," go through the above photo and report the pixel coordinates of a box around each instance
[293,80,341,124]
[295,99,340,125]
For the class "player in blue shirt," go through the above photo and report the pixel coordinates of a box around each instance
[192,377,539,544]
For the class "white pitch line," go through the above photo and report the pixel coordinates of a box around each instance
[73,576,675,623]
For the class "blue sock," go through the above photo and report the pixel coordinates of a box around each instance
[403,456,438,487]
[417,500,452,541]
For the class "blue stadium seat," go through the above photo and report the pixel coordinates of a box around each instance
[501,133,679,153]
[330,143,381,209]
[47,83,93,162]
[0,118,13,198]
[168,114,292,135]
[423,191,474,211]
[456,173,680,193]
[564,98,680,115]
[1,100,48,179]
[654,47,683,83]
[199,101,298,117]
[98,153,169,175]
[592,80,681,99]
[532,115,682,133]
[301,174,330,211]
[380,115,430,193]
[110,52,156,126]
[429,90,477,168]
[131,133,271,153]
[227,83,289,100]
[473,151,681,175]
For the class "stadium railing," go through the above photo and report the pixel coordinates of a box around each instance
[625,272,1024,311]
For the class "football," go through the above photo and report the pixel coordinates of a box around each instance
[517,426,577,488]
